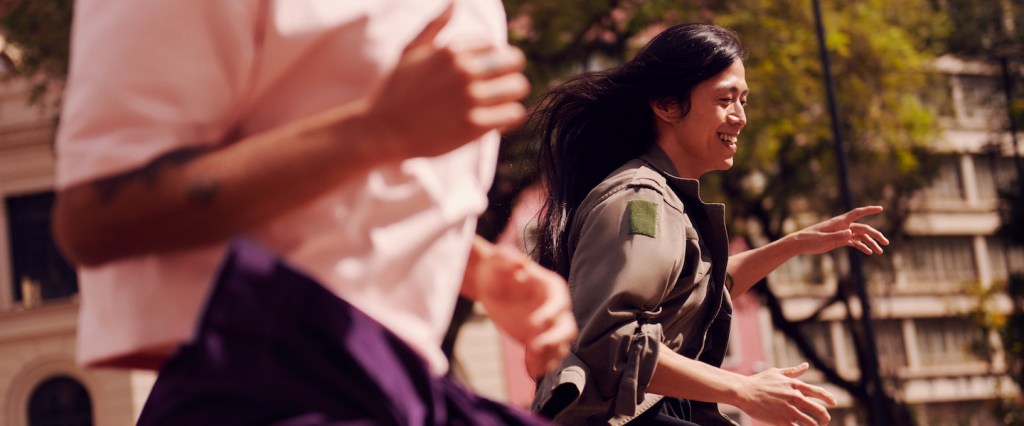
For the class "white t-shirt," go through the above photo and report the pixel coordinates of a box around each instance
[56,0,507,375]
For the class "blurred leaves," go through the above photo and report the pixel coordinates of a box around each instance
[0,0,72,106]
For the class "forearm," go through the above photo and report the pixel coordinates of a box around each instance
[647,342,745,405]
[459,236,491,300]
[726,234,802,297]
[54,100,388,266]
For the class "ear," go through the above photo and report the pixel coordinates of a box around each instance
[649,98,680,124]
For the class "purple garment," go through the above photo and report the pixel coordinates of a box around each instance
[137,240,549,426]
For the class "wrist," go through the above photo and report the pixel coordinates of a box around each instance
[460,237,493,300]
[777,232,806,256]
[726,374,752,410]
[334,98,407,164]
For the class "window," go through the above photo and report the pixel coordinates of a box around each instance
[902,236,978,284]
[28,376,93,426]
[957,74,1005,126]
[987,237,1024,281]
[6,191,78,305]
[771,254,827,286]
[873,320,907,373]
[920,156,964,202]
[921,73,955,119]
[914,317,987,367]
[974,156,1018,201]
[914,400,997,426]
[775,322,834,368]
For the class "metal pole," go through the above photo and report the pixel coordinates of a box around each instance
[810,0,891,424]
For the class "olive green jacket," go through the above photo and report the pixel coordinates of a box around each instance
[532,146,735,425]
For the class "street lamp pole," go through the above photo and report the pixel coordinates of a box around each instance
[810,0,892,424]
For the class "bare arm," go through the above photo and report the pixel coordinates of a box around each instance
[648,343,837,426]
[727,206,890,297]
[55,6,530,267]
[460,236,577,378]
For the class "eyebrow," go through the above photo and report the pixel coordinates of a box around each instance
[714,85,749,96]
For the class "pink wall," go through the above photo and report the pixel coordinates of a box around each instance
[494,185,545,408]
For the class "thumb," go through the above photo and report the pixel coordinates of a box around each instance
[404,1,454,53]
[781,362,810,377]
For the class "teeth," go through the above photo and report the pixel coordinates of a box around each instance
[718,133,737,143]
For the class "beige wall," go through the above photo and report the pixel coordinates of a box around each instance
[0,75,155,426]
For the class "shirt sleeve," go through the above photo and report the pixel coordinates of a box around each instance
[55,0,260,188]
[568,183,687,415]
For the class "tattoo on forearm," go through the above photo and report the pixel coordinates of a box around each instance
[185,177,220,207]
[92,145,220,207]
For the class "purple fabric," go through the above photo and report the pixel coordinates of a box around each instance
[137,239,548,426]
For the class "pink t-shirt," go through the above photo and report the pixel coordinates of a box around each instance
[56,0,507,375]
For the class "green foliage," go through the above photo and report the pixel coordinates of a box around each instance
[0,0,73,105]
[936,0,1022,57]
[706,0,943,241]
[504,0,709,99]
[502,0,949,419]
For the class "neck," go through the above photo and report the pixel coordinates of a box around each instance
[654,124,701,179]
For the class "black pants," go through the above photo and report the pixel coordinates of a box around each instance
[631,398,702,426]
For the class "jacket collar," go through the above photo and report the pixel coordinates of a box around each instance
[639,144,730,286]
[638,144,705,203]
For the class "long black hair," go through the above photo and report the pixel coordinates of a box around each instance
[532,23,746,276]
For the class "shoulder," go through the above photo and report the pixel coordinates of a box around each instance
[579,159,684,218]
[568,159,691,251]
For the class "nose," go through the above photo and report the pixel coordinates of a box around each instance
[729,103,747,127]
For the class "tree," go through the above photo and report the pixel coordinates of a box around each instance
[0,0,72,107]
[0,1,962,420]
[472,0,949,423]
[935,0,1024,422]
[710,1,945,423]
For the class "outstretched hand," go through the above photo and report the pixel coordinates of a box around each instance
[737,363,838,426]
[462,238,577,379]
[365,2,530,161]
[791,206,890,256]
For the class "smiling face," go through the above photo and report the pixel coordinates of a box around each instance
[652,60,749,179]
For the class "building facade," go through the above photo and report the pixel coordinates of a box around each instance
[0,66,158,425]
[766,54,1024,426]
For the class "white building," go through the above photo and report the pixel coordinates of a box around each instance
[0,61,159,426]
[768,55,1024,426]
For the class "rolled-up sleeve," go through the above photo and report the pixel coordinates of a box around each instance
[568,183,686,415]
[56,0,259,189]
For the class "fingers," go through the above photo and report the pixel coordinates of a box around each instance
[787,405,822,426]
[780,362,810,378]
[847,223,889,255]
[831,206,889,256]
[457,44,526,78]
[463,47,530,130]
[509,262,575,378]
[840,205,883,223]
[789,394,833,426]
[468,73,531,106]
[795,381,838,407]
[525,310,576,377]
[370,5,530,159]
[520,264,567,323]
[783,365,835,425]
[853,223,890,247]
